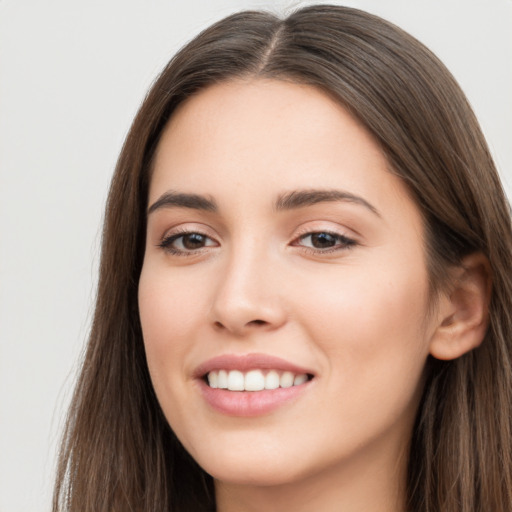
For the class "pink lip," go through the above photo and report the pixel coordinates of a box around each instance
[193,353,314,378]
[193,353,315,417]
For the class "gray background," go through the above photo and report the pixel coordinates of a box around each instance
[1,1,510,510]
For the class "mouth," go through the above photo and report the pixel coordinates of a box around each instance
[194,353,316,416]
[204,369,314,391]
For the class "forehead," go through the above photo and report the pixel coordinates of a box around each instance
[154,79,382,170]
[150,79,420,226]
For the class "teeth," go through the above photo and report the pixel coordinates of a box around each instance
[245,369,265,391]
[294,373,308,386]
[280,371,294,388]
[265,370,280,390]
[207,371,218,388]
[206,369,310,391]
[218,370,228,389]
[227,370,245,391]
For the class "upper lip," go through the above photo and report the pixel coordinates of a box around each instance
[193,353,315,379]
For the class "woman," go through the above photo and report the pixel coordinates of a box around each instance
[53,5,512,511]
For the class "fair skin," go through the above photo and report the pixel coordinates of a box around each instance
[138,79,488,512]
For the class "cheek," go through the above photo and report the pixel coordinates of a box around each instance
[295,254,431,404]
[139,263,206,343]
[138,264,212,438]
[138,265,205,391]
[292,268,431,461]
[301,260,428,338]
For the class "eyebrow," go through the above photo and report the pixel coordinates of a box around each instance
[147,188,380,217]
[147,191,218,215]
[274,189,380,217]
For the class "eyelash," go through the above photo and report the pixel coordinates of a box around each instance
[157,229,357,256]
[158,229,216,256]
[292,230,357,254]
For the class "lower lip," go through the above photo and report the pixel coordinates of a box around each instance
[197,379,312,417]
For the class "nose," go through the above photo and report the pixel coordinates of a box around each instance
[209,247,287,336]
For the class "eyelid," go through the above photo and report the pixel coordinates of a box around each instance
[158,222,218,241]
[289,223,359,254]
[157,224,220,256]
[291,221,359,241]
[292,231,356,248]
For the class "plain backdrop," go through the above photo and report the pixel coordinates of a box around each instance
[0,1,510,510]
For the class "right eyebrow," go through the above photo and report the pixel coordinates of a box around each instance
[147,191,218,215]
[274,188,381,217]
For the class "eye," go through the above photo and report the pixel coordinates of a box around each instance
[159,231,217,255]
[293,231,356,252]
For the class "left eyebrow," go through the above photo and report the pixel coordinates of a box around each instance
[274,189,381,217]
[147,191,218,215]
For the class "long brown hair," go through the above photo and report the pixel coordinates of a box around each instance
[53,5,512,511]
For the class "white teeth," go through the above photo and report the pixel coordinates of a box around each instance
[227,370,245,391]
[207,371,218,388]
[280,371,294,388]
[245,370,265,391]
[294,373,308,386]
[218,370,228,389]
[265,370,280,390]
[206,369,310,391]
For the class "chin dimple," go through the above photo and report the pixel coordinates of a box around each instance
[206,369,310,391]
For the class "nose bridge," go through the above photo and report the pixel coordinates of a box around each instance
[210,237,285,334]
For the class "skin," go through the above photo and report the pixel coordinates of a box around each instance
[138,79,452,511]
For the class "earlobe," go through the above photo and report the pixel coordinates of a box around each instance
[429,253,492,361]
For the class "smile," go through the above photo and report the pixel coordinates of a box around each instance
[195,353,315,416]
[207,369,310,391]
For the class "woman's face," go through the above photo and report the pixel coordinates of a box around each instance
[139,79,438,488]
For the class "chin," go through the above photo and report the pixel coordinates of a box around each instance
[210,465,301,487]
[195,449,308,487]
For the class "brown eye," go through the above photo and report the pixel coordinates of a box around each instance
[159,231,217,255]
[181,233,208,249]
[310,233,337,249]
[295,231,356,252]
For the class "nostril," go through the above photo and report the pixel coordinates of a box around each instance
[248,319,267,326]
[211,317,273,333]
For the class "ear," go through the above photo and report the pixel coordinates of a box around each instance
[429,253,492,361]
